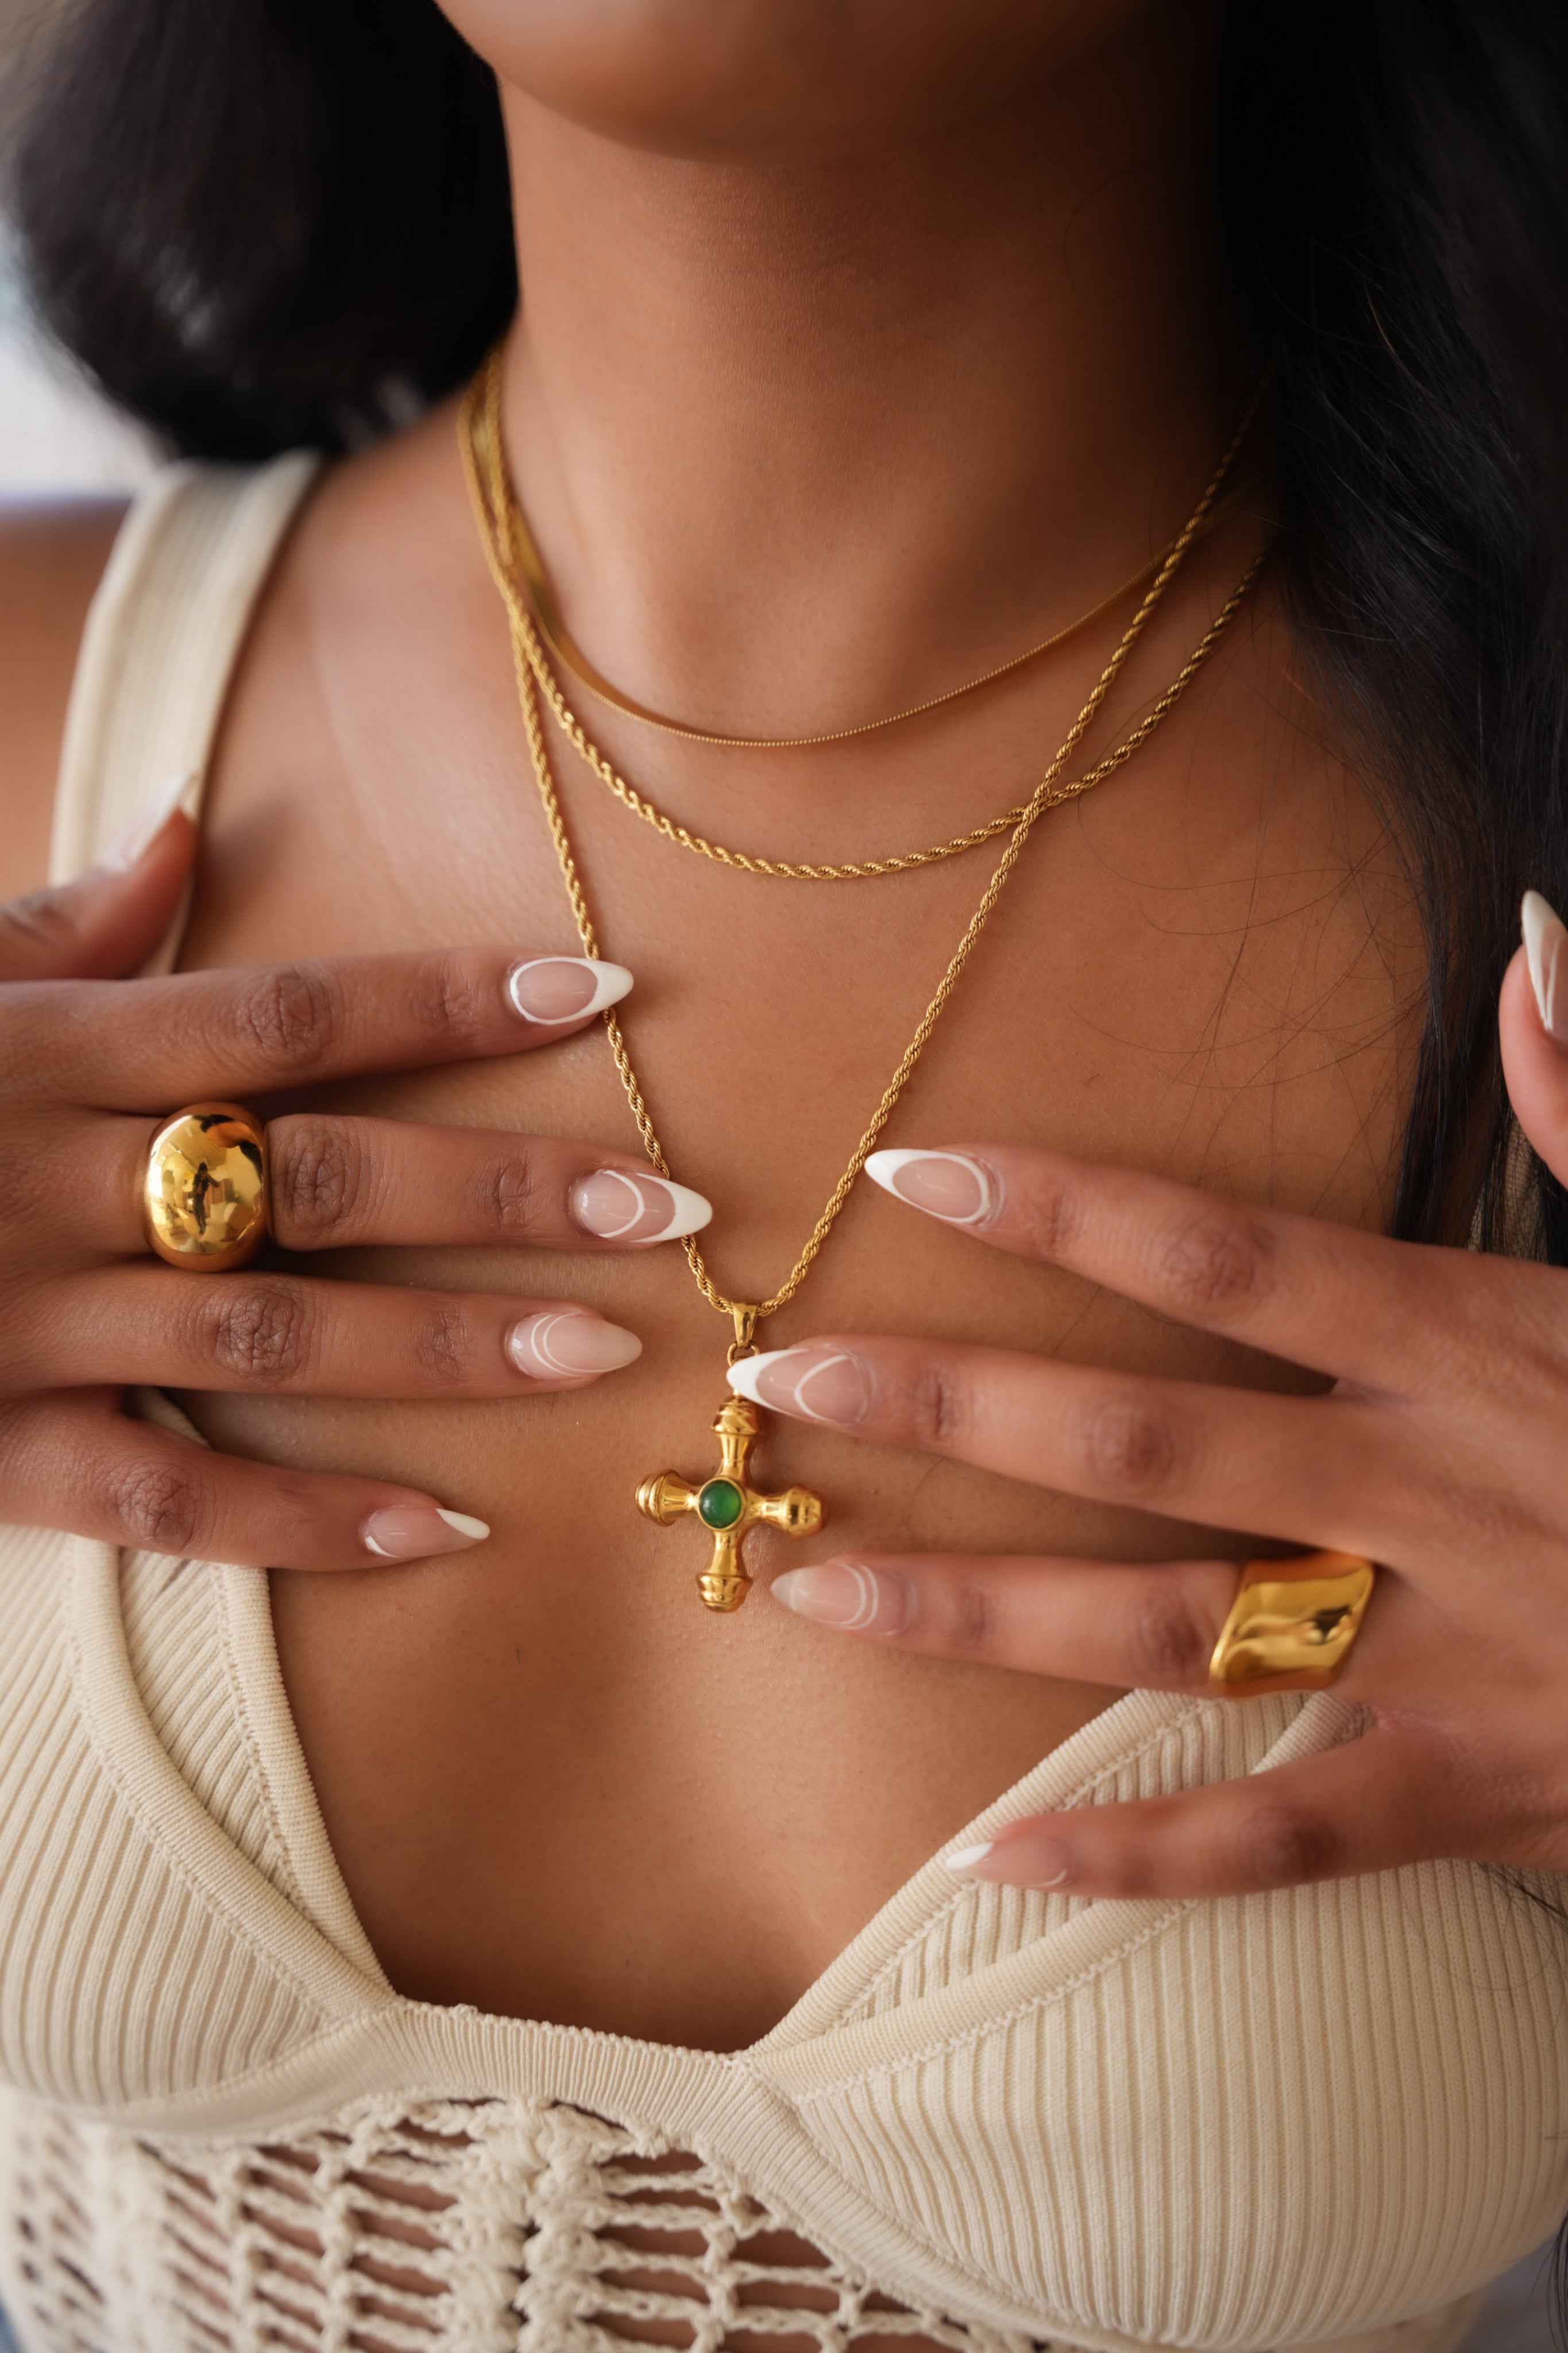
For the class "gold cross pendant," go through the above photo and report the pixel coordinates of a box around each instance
[636,1397,825,1612]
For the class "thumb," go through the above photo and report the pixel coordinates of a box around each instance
[1500,890,1568,1188]
[0,776,198,983]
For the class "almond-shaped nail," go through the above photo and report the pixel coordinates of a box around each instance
[362,1504,490,1560]
[506,1309,643,1378]
[728,1345,872,1426]
[772,1561,913,1633]
[507,955,633,1024]
[102,771,197,871]
[944,1830,1069,1888]
[866,1148,995,1225]
[1522,892,1568,1044]
[570,1167,712,1243]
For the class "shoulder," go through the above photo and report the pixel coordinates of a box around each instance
[0,497,126,898]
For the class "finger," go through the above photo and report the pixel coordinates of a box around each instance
[89,1114,712,1256]
[0,790,196,982]
[0,1389,494,1571]
[944,1721,1451,1899]
[771,1550,1239,1686]
[729,1335,1410,1556]
[8,949,634,1110]
[1502,913,1568,1189]
[772,1548,1418,1699]
[863,1142,1492,1392]
[21,1268,644,1395]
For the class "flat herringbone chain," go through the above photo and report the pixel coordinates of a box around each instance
[461,367,1270,1334]
[466,348,1265,881]
[490,355,1261,753]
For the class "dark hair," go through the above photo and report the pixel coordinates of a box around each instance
[9,0,515,457]
[8,0,1568,1264]
[1223,0,1568,1265]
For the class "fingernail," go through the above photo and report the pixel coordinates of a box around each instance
[362,1503,491,1560]
[102,772,196,871]
[866,1148,995,1225]
[772,1561,913,1633]
[506,1309,643,1378]
[570,1167,712,1243]
[944,1831,1070,1888]
[1522,892,1568,1044]
[507,955,633,1024]
[728,1345,872,1426]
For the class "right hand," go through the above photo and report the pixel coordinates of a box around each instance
[0,800,708,1569]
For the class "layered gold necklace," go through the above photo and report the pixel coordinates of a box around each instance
[460,353,1270,1611]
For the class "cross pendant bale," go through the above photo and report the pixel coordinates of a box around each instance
[636,1397,825,1612]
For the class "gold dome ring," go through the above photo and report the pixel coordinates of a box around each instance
[141,1102,270,1272]
[1208,1550,1377,1697]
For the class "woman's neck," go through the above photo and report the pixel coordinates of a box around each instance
[497,4,1246,737]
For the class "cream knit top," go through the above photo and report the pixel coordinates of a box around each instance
[1,459,1565,2353]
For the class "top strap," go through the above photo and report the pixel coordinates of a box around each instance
[48,453,321,971]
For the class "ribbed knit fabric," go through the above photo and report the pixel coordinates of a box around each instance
[46,453,320,941]
[1,461,1563,2353]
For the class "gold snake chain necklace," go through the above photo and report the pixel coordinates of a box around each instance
[460,361,1271,1610]
[488,349,1261,755]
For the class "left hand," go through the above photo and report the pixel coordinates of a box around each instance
[727,916,1568,1900]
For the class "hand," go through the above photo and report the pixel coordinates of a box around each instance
[728,894,1568,1900]
[0,792,709,1570]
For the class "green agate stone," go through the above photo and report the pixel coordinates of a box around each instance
[697,1478,745,1530]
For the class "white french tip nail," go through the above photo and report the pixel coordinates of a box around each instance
[361,1503,491,1559]
[507,956,634,1024]
[569,1168,713,1242]
[864,1148,994,1226]
[944,1842,997,1872]
[1522,891,1567,1041]
[435,1509,491,1541]
[102,771,198,871]
[725,1355,768,1406]
[571,960,634,1016]
[728,1345,870,1426]
[643,1178,712,1242]
[506,1310,642,1378]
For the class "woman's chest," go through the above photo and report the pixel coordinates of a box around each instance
[173,476,1417,2048]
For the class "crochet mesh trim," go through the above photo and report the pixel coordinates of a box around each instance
[7,2095,1053,2353]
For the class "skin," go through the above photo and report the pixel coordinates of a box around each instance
[0,0,1432,2106]
[734,959,1568,1903]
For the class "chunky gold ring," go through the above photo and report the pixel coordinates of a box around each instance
[1208,1549,1377,1697]
[142,1102,269,1272]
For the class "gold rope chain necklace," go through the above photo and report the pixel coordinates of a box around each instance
[460,365,1271,1611]
[468,349,1269,880]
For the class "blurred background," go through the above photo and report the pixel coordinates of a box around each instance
[0,250,157,493]
[0,0,157,496]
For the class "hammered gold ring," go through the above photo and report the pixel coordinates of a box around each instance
[1208,1549,1377,1698]
[142,1102,270,1272]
